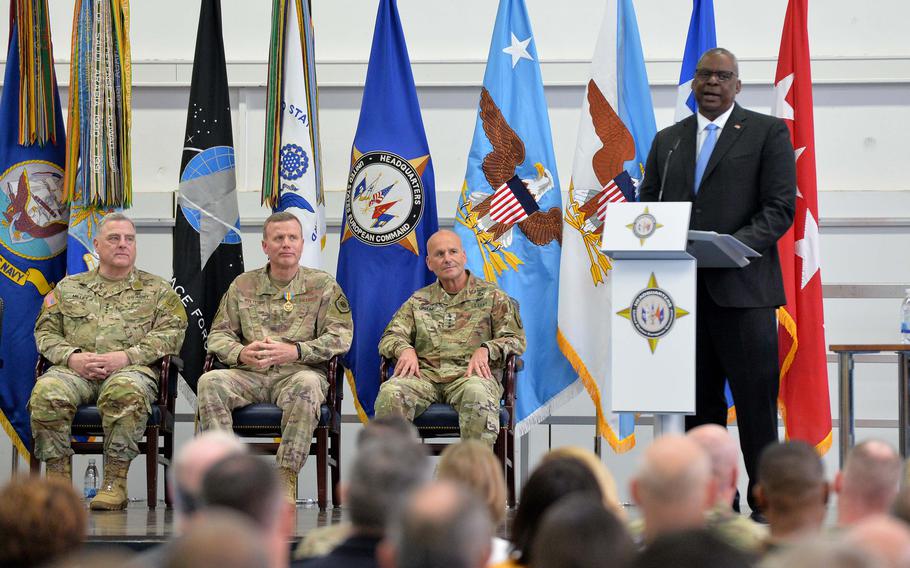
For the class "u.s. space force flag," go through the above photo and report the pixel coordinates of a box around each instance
[262,0,325,268]
[173,0,244,394]
[675,0,716,121]
[454,0,575,436]
[0,2,67,457]
[557,0,656,452]
[336,0,439,420]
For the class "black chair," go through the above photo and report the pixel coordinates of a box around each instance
[380,354,521,505]
[201,353,343,511]
[30,355,181,509]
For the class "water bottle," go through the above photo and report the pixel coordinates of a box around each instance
[83,458,99,499]
[901,289,910,344]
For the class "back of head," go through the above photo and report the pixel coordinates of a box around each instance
[847,515,910,568]
[543,446,622,518]
[530,495,635,568]
[763,536,885,568]
[200,454,283,530]
[358,416,419,447]
[438,440,507,525]
[0,478,86,568]
[687,424,739,503]
[173,431,247,516]
[842,440,902,514]
[633,529,753,568]
[757,441,827,515]
[632,435,711,528]
[388,481,493,568]
[348,436,431,533]
[165,509,270,568]
[512,456,603,565]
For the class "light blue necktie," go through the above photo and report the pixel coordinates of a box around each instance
[694,123,719,194]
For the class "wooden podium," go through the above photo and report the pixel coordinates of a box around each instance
[601,202,758,435]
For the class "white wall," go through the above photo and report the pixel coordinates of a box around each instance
[2,0,910,506]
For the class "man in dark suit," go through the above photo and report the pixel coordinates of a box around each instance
[639,48,796,519]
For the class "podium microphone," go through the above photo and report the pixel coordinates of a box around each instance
[657,137,681,202]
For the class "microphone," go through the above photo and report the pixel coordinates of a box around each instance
[657,137,681,202]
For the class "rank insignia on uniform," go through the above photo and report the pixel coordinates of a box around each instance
[616,272,689,354]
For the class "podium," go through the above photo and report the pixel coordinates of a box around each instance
[600,202,758,435]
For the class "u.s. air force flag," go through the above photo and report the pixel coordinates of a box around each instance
[454,0,575,436]
[262,0,325,268]
[558,0,655,452]
[336,0,439,420]
[0,8,67,457]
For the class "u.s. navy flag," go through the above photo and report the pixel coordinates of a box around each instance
[262,0,325,268]
[0,3,67,457]
[454,0,575,436]
[558,0,655,452]
[773,0,832,453]
[172,0,244,394]
[336,0,439,420]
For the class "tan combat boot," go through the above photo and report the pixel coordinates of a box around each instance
[278,466,297,505]
[90,458,130,511]
[45,457,72,483]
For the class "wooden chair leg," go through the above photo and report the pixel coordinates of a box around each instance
[316,429,328,511]
[164,431,173,508]
[30,454,41,477]
[146,429,159,510]
[330,430,342,508]
[506,430,516,507]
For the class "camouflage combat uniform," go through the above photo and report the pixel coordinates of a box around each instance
[374,273,525,445]
[197,266,353,472]
[29,269,187,461]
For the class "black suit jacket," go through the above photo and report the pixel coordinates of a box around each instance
[639,104,796,308]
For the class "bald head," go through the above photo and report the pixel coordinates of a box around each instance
[632,435,713,541]
[847,515,910,568]
[838,440,902,525]
[172,432,246,517]
[688,425,739,505]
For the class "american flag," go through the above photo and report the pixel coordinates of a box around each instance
[489,177,539,224]
[595,178,628,221]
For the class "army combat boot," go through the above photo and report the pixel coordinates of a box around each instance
[45,456,72,483]
[278,466,297,505]
[90,458,130,511]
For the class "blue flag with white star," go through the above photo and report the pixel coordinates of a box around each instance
[454,0,575,435]
[336,0,439,420]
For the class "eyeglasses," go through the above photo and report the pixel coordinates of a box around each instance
[695,69,737,82]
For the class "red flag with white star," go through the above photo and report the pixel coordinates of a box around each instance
[773,0,832,453]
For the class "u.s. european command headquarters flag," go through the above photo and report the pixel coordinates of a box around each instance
[454,0,576,436]
[0,4,68,457]
[173,0,244,394]
[336,0,439,420]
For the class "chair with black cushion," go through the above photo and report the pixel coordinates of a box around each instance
[201,353,343,511]
[379,354,521,505]
[30,355,181,509]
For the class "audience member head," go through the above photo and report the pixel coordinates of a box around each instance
[543,446,623,518]
[530,494,635,568]
[437,440,507,526]
[511,455,603,565]
[164,508,270,568]
[762,536,884,568]
[359,416,419,446]
[846,515,910,568]
[630,434,713,542]
[688,424,740,508]
[0,477,86,568]
[380,481,492,568]
[633,528,753,568]
[347,436,432,535]
[837,440,902,526]
[754,441,828,542]
[171,431,246,523]
[200,455,293,568]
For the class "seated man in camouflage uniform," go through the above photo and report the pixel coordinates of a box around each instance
[30,212,187,510]
[373,230,525,447]
[197,212,353,502]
